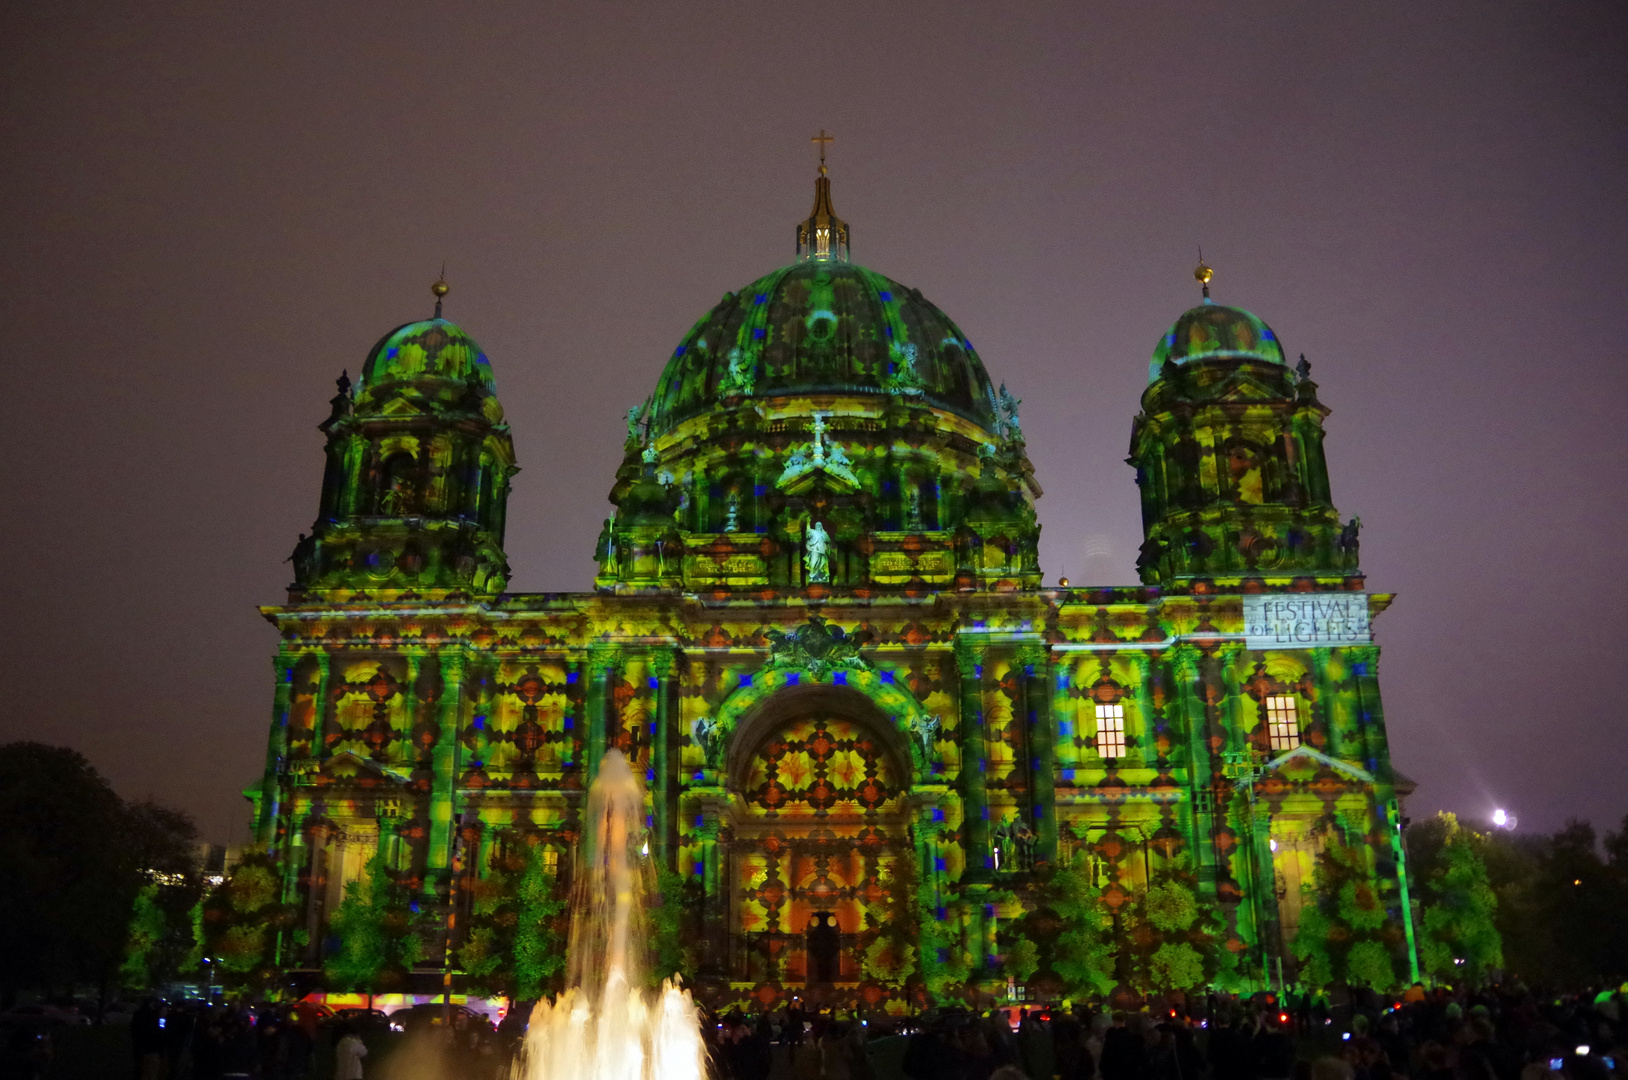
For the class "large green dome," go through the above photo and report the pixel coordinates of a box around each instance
[646,261,1001,435]
[359,317,496,395]
[1148,301,1285,384]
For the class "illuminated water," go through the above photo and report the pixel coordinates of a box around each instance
[511,750,707,1080]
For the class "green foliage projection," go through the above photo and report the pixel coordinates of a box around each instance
[325,844,421,997]
[511,841,567,1001]
[1292,829,1403,991]
[1047,855,1115,998]
[1123,858,1232,993]
[650,864,698,989]
[120,884,168,990]
[202,852,290,988]
[916,880,969,1003]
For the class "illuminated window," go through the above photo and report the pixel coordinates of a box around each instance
[1094,702,1126,759]
[1266,695,1301,752]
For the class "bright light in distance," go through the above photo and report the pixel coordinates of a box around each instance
[1577,1046,1590,1056]
[1492,809,1507,827]
[1269,839,1278,852]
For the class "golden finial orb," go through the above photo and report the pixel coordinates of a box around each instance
[431,278,450,299]
[1058,575,1071,588]
[1194,261,1213,285]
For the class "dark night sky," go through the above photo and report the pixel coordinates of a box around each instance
[3,2,1624,844]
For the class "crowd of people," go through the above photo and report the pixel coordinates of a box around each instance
[701,986,1628,1080]
[4,984,1623,1080]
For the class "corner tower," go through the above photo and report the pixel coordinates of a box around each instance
[1129,263,1359,586]
[290,280,518,599]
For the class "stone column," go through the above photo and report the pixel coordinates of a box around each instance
[1169,645,1214,881]
[953,636,991,879]
[649,648,677,865]
[585,645,619,789]
[1017,641,1057,865]
[428,651,466,871]
[1310,646,1337,756]
[257,653,296,846]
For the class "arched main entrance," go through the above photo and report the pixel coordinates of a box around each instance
[725,689,913,997]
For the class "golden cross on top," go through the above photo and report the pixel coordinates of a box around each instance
[812,129,833,174]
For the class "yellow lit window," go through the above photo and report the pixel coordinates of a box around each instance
[1094,703,1126,759]
[1266,695,1301,752]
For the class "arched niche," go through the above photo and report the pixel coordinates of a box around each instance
[724,682,914,795]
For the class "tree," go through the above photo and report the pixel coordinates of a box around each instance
[650,864,699,988]
[511,840,567,1001]
[1047,853,1114,998]
[325,844,420,1000]
[860,851,916,991]
[120,884,169,991]
[0,743,198,1000]
[916,879,970,1004]
[1122,857,1233,993]
[203,852,291,989]
[1292,829,1404,991]
[1410,813,1501,985]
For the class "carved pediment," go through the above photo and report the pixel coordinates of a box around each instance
[1260,744,1373,784]
[308,751,411,787]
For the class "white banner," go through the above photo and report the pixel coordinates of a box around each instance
[1242,593,1371,650]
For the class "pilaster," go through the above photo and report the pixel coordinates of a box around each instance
[953,636,991,879]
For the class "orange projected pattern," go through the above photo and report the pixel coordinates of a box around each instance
[740,715,900,819]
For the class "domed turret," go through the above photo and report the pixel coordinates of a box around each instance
[288,279,517,599]
[1148,302,1286,384]
[358,317,497,399]
[1128,264,1357,587]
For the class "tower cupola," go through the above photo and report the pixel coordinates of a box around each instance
[289,279,518,600]
[1129,264,1359,586]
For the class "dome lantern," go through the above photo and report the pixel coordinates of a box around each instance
[796,130,849,263]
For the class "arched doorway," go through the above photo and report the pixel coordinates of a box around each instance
[726,694,912,996]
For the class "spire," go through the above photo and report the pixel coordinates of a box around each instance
[432,265,449,318]
[796,130,849,262]
[1194,250,1213,304]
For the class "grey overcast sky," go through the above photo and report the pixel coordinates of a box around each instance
[2,1,1624,842]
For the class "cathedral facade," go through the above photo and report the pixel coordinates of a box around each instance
[252,166,1417,1006]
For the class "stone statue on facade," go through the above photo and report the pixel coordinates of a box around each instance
[885,342,924,395]
[998,383,1023,441]
[594,516,616,570]
[906,484,924,532]
[764,614,873,679]
[1338,515,1363,555]
[909,714,940,765]
[690,715,721,768]
[724,491,740,533]
[805,520,831,583]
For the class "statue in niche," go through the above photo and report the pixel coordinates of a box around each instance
[906,484,924,531]
[724,491,740,533]
[909,714,940,765]
[805,520,831,583]
[690,715,720,768]
[594,517,616,570]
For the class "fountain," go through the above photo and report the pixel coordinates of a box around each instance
[511,750,708,1080]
